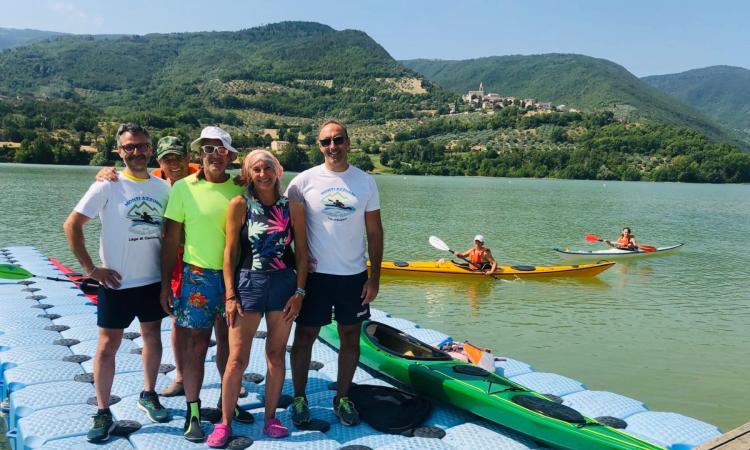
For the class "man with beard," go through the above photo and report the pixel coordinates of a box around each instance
[64,123,171,442]
[160,126,250,442]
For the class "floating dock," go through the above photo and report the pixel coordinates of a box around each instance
[1,246,722,449]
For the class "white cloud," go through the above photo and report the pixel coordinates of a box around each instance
[49,1,104,28]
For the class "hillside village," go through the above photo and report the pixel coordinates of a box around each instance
[459,82,577,113]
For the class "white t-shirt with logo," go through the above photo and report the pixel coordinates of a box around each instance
[74,173,170,289]
[286,164,380,275]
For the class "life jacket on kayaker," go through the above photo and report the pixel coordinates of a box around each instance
[610,227,638,250]
[455,234,498,274]
[467,247,489,265]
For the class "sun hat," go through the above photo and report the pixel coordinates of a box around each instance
[474,235,485,243]
[190,126,237,153]
[155,136,187,160]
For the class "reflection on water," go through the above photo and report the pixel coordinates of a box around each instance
[1,164,749,430]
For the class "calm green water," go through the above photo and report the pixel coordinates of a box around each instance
[1,163,748,431]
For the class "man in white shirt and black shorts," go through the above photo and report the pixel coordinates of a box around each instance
[64,123,171,442]
[286,120,383,427]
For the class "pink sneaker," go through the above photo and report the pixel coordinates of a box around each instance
[263,417,289,438]
[207,423,231,448]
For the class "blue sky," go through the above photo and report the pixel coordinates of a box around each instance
[1,0,748,76]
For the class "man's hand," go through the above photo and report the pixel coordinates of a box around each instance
[360,277,380,305]
[225,298,244,327]
[160,286,175,318]
[88,266,121,289]
[95,167,119,182]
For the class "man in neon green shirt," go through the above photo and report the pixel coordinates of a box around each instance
[160,126,250,442]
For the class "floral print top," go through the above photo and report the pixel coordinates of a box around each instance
[244,194,292,271]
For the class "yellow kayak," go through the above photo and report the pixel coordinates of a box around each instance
[370,260,614,278]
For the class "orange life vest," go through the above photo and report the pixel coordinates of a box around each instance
[616,235,634,248]
[467,248,487,265]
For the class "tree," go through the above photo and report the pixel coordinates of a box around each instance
[349,153,374,172]
[277,144,310,172]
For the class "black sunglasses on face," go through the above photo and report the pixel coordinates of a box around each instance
[119,143,151,153]
[200,145,229,155]
[319,135,347,147]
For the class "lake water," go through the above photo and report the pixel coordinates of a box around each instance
[0,163,748,431]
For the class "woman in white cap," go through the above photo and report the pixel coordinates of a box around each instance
[455,235,498,275]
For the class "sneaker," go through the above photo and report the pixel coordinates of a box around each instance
[159,380,184,397]
[291,396,311,426]
[184,415,204,443]
[86,409,115,443]
[137,391,170,423]
[263,417,290,438]
[234,406,254,424]
[207,423,231,448]
[333,397,360,426]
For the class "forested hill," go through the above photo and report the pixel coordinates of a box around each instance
[0,21,446,121]
[0,27,67,50]
[401,54,741,145]
[642,66,750,136]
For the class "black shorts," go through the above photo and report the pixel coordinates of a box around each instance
[97,282,167,329]
[296,271,370,327]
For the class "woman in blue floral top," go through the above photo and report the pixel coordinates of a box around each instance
[211,149,308,445]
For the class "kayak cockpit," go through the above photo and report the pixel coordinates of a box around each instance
[365,321,452,361]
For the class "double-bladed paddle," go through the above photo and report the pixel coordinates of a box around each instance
[584,234,656,252]
[0,263,100,294]
[428,236,498,278]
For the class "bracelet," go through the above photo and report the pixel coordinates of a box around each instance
[225,294,237,302]
[85,266,96,277]
[294,287,306,298]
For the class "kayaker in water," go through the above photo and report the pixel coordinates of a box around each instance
[64,123,171,442]
[455,235,498,275]
[286,120,383,428]
[605,227,639,250]
[210,149,308,444]
[94,136,200,399]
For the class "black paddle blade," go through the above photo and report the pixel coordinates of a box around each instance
[79,278,100,295]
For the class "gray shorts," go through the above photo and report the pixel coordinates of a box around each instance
[236,268,295,313]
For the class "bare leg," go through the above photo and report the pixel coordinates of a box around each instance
[94,328,123,408]
[170,324,183,383]
[336,323,361,401]
[176,326,212,403]
[139,320,163,392]
[290,325,320,397]
[214,316,229,378]
[219,312,261,426]
[264,312,293,420]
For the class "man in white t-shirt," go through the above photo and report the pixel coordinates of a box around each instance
[64,123,171,443]
[286,120,383,427]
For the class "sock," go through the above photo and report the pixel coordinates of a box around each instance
[140,390,155,399]
[187,401,200,420]
[97,408,110,415]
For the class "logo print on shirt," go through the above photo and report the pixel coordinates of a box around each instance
[126,200,163,235]
[321,190,356,221]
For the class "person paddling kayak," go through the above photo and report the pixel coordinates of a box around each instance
[455,235,498,275]
[604,227,639,250]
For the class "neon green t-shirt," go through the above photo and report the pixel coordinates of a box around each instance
[164,173,244,270]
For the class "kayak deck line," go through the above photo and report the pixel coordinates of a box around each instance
[0,245,722,450]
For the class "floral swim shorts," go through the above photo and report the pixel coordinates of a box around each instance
[173,262,225,329]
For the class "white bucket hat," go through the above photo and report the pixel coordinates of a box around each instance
[190,126,237,154]
[474,235,485,243]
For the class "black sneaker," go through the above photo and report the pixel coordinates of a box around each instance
[234,406,254,424]
[87,409,115,443]
[333,396,360,426]
[291,396,311,426]
[137,391,170,423]
[183,415,204,442]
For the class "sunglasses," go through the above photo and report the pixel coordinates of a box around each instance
[319,135,347,147]
[119,143,151,153]
[200,145,230,155]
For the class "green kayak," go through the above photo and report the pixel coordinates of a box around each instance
[319,320,662,450]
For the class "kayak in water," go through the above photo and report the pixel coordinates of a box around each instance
[370,260,614,278]
[554,243,684,260]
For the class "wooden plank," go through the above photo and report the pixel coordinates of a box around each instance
[697,421,750,450]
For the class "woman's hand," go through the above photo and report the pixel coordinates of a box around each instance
[225,297,244,328]
[88,266,122,289]
[282,293,303,323]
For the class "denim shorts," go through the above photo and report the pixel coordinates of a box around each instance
[173,263,225,329]
[236,268,295,313]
